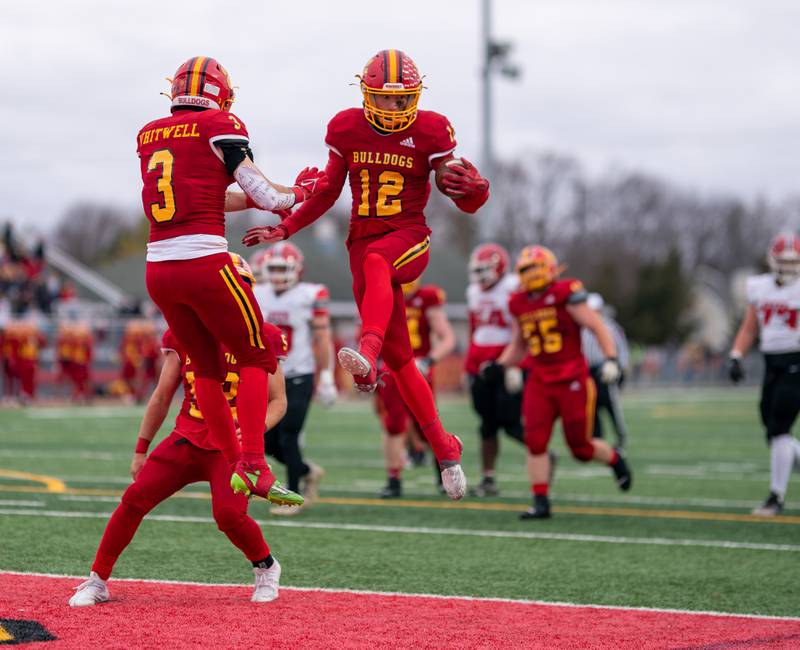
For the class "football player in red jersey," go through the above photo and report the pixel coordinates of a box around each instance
[376,278,455,497]
[70,256,291,606]
[486,246,632,519]
[243,50,490,499]
[138,56,327,504]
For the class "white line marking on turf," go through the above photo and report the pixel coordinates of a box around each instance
[2,570,798,623]
[0,500,44,507]
[1,508,798,553]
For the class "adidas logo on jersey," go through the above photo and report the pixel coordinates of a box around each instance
[399,137,415,148]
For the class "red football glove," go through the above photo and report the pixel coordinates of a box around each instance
[440,158,489,197]
[242,224,289,248]
[291,167,329,204]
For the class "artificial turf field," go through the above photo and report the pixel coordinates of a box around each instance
[1,386,799,648]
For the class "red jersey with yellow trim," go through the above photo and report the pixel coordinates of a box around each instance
[162,323,287,450]
[137,109,249,242]
[405,285,446,358]
[325,108,457,240]
[509,278,589,384]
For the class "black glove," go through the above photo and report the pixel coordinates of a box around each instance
[728,356,744,383]
[479,361,505,384]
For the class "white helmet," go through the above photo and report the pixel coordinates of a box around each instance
[768,232,800,284]
[265,242,304,292]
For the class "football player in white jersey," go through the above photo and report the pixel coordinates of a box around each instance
[253,242,336,514]
[729,232,800,516]
[465,243,526,496]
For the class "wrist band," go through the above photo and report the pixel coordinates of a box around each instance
[135,437,151,454]
[245,195,257,209]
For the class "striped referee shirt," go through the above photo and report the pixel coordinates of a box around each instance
[581,317,630,369]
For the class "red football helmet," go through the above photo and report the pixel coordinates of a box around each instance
[768,232,800,284]
[265,242,304,292]
[516,245,562,292]
[229,253,255,286]
[469,243,509,289]
[359,50,423,132]
[170,56,235,111]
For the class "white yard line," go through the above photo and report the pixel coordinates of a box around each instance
[2,569,798,622]
[1,508,798,553]
[0,500,44,507]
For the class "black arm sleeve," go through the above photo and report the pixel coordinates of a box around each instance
[216,139,254,176]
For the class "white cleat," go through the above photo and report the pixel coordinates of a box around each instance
[303,462,325,505]
[69,572,109,607]
[337,347,370,376]
[440,463,467,500]
[337,347,378,393]
[252,559,281,602]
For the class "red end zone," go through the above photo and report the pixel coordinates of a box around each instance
[1,573,799,649]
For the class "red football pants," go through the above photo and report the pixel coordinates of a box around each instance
[146,253,275,380]
[376,365,433,436]
[522,374,597,461]
[348,229,430,371]
[16,361,36,398]
[91,431,269,580]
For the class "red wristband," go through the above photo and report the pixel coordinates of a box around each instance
[135,437,151,454]
[245,195,257,209]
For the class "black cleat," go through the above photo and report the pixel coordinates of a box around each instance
[469,476,499,497]
[408,448,427,468]
[611,448,632,491]
[379,477,402,499]
[520,494,551,519]
[752,492,783,516]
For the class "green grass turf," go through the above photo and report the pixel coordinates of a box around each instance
[1,386,799,617]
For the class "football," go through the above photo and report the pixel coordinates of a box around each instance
[435,157,467,198]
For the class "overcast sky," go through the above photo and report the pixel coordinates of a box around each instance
[2,0,798,235]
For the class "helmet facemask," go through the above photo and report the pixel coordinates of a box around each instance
[768,233,800,285]
[469,261,500,289]
[267,260,300,293]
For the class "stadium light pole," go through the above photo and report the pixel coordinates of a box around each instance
[480,0,521,233]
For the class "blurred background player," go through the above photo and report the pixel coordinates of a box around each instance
[138,56,325,503]
[375,277,455,498]
[253,242,334,514]
[244,49,490,500]
[465,243,525,497]
[69,255,291,606]
[6,320,46,404]
[58,322,94,403]
[487,246,632,519]
[582,293,630,448]
[729,232,800,516]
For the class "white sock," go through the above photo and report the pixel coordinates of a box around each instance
[769,434,794,500]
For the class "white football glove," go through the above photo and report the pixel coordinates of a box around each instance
[415,357,433,376]
[504,366,524,394]
[599,358,622,384]
[316,369,337,408]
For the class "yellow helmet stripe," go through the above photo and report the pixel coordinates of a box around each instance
[387,50,399,84]
[189,56,206,96]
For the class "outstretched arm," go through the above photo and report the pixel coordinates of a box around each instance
[242,150,347,247]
